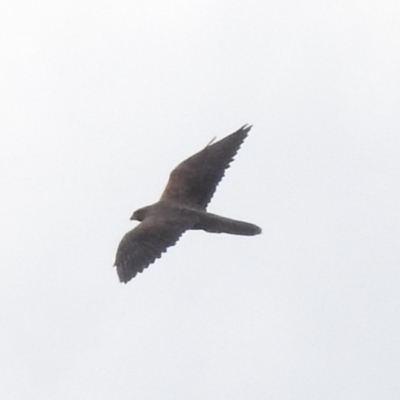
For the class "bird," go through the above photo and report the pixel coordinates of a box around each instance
[114,125,261,283]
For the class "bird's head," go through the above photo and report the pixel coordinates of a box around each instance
[130,206,148,221]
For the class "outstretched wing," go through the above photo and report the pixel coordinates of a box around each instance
[114,216,191,283]
[160,125,252,209]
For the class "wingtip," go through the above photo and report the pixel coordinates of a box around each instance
[115,261,137,283]
[239,124,253,132]
[117,268,137,283]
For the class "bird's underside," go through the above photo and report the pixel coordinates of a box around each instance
[114,124,261,283]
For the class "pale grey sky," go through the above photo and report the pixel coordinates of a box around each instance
[1,1,400,399]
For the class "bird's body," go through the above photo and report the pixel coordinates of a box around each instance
[114,125,261,283]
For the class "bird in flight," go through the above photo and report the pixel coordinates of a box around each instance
[114,125,261,283]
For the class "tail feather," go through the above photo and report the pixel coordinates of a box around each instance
[196,212,262,236]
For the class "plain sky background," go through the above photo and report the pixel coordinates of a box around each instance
[1,0,400,399]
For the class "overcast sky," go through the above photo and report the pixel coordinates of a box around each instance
[1,0,400,399]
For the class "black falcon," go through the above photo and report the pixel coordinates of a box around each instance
[114,125,261,283]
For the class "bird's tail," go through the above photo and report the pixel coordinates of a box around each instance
[195,212,262,236]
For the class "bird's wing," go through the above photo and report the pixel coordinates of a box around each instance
[114,216,191,283]
[160,125,251,209]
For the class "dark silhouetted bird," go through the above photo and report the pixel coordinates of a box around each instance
[114,125,261,283]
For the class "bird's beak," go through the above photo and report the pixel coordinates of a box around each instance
[130,213,136,221]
